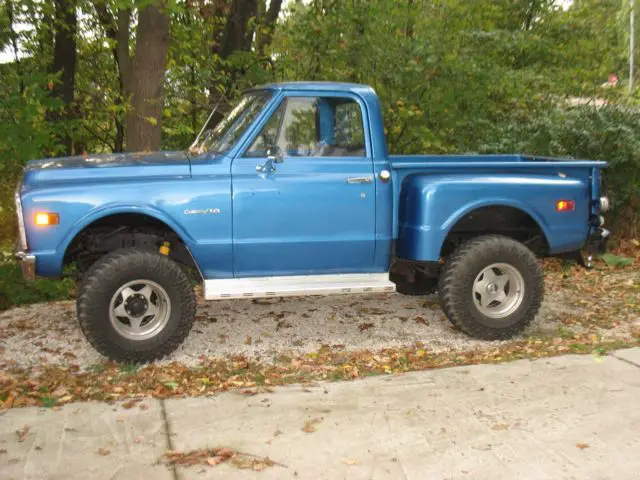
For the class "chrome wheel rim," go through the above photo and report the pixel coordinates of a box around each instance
[472,263,525,319]
[109,280,171,340]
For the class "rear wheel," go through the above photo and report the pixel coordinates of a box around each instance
[438,235,543,339]
[77,248,196,362]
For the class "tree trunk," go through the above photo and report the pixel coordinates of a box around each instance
[94,2,126,152]
[6,0,25,94]
[257,0,283,61]
[49,0,77,155]
[95,2,169,152]
[124,3,170,152]
[219,0,259,60]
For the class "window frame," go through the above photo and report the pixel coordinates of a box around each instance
[242,98,288,158]
[237,90,372,160]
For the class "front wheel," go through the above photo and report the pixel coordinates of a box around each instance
[77,248,196,363]
[438,235,543,340]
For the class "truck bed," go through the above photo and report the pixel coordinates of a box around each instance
[387,153,607,263]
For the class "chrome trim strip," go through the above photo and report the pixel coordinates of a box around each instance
[14,178,27,250]
[204,273,395,300]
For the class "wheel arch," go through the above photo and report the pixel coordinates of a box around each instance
[440,201,551,258]
[62,207,201,277]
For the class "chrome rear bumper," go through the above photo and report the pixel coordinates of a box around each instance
[15,250,36,281]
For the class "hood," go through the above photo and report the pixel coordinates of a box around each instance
[23,151,191,188]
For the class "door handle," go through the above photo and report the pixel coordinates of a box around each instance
[346,176,373,184]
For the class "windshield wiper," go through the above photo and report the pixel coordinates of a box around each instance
[187,94,227,156]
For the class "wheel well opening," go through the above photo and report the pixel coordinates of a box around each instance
[441,206,548,258]
[64,213,200,278]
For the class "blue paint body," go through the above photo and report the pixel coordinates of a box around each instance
[17,82,607,279]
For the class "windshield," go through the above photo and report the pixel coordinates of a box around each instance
[190,91,272,155]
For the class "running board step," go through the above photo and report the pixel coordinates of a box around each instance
[204,273,395,300]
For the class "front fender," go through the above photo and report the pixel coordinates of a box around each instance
[22,174,233,278]
[27,203,196,277]
[396,174,590,261]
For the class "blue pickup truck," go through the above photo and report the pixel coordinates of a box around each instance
[14,82,610,362]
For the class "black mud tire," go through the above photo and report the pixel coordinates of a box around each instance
[437,235,543,340]
[77,248,196,363]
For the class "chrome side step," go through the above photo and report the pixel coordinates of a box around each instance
[204,273,395,300]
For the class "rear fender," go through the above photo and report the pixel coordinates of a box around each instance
[396,174,589,261]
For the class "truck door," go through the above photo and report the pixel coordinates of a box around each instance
[231,93,377,277]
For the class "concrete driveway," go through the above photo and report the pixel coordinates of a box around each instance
[2,349,640,480]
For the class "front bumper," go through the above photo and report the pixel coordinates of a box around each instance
[14,249,36,281]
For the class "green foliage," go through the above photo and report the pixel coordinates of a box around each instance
[482,102,640,233]
[600,253,634,267]
[0,261,75,311]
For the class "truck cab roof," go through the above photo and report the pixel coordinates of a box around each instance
[251,81,376,96]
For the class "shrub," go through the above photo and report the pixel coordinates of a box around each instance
[482,103,640,237]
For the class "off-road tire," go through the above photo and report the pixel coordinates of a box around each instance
[77,248,196,363]
[438,235,543,339]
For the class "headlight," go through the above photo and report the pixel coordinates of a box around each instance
[600,196,610,213]
[14,179,28,250]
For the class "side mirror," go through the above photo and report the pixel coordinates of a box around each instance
[266,146,284,163]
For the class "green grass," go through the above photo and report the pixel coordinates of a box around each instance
[0,260,75,311]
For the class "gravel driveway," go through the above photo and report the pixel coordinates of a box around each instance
[0,286,586,371]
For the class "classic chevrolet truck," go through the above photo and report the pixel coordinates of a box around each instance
[14,82,610,362]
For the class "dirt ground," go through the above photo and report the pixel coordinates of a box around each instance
[1,260,638,372]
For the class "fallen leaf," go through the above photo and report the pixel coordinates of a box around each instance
[162,447,280,471]
[244,336,252,345]
[3,395,15,409]
[576,443,590,450]
[97,448,111,456]
[302,418,321,433]
[16,425,29,443]
[358,323,374,332]
[52,386,69,397]
[415,316,429,326]
[342,458,361,465]
[122,399,141,409]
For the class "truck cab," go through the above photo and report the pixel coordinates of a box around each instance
[15,82,609,362]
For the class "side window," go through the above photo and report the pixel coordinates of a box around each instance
[276,96,366,158]
[245,102,285,157]
[278,98,319,156]
[333,101,365,156]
